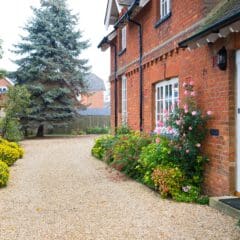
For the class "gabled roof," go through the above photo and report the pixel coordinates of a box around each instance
[104,0,150,29]
[179,0,240,48]
[104,0,121,29]
[86,73,106,92]
[98,30,117,51]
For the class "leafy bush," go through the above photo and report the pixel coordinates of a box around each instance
[0,138,24,166]
[0,144,20,166]
[0,118,23,142]
[112,132,152,178]
[91,135,116,163]
[0,160,9,187]
[152,165,184,198]
[136,138,173,188]
[86,127,109,134]
[115,125,131,135]
[0,85,31,142]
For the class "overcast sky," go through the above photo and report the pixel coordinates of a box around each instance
[0,0,110,82]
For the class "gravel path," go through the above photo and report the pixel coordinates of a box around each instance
[0,136,239,240]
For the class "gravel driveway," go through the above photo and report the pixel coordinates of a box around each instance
[0,136,239,240]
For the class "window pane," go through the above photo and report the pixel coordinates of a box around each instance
[166,101,169,111]
[174,83,179,98]
[169,84,172,98]
[160,101,163,113]
[165,85,168,98]
[160,86,163,99]
[157,87,160,100]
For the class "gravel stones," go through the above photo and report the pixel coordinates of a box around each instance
[0,136,239,240]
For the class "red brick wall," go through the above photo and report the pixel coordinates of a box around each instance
[81,91,104,109]
[108,1,239,196]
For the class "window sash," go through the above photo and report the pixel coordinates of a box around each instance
[160,0,170,19]
[122,75,127,124]
[121,26,127,50]
[155,78,178,125]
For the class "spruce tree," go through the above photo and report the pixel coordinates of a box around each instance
[12,0,89,136]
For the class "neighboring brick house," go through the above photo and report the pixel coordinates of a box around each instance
[80,73,106,109]
[98,0,240,196]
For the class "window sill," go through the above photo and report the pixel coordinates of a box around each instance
[154,12,171,28]
[118,48,126,57]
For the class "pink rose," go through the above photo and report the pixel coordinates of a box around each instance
[184,104,188,110]
[192,111,197,116]
[184,90,189,96]
[156,138,160,144]
[167,126,172,131]
[196,143,201,148]
[189,126,192,130]
[207,111,212,116]
[189,81,194,86]
[176,120,181,125]
[183,82,187,87]
[155,127,161,135]
[186,149,190,154]
[191,91,196,96]
[184,109,188,113]
[157,121,164,127]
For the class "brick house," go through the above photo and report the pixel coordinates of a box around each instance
[79,73,106,109]
[98,0,240,196]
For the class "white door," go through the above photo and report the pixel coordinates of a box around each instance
[236,50,240,192]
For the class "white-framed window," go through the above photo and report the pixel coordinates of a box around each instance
[155,78,179,124]
[160,0,171,19]
[122,75,127,124]
[121,26,127,51]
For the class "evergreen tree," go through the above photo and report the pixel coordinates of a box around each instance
[12,0,89,136]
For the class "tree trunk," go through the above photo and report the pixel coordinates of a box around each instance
[36,124,44,137]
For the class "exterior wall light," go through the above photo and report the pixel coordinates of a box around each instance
[217,47,227,71]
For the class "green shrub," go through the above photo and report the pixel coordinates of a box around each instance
[92,135,116,162]
[86,127,109,134]
[112,132,152,178]
[0,138,24,159]
[115,125,131,135]
[152,165,184,198]
[0,160,9,187]
[0,144,20,166]
[136,138,173,188]
[0,118,23,142]
[172,185,200,202]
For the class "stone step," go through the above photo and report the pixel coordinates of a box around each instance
[209,196,240,219]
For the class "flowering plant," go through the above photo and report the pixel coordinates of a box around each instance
[152,80,211,202]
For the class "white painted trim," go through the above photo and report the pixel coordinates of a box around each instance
[236,50,240,192]
[104,0,121,29]
[122,75,128,124]
[140,0,150,7]
[5,77,14,86]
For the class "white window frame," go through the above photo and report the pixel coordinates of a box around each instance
[155,78,179,125]
[122,75,127,124]
[160,0,171,19]
[121,26,127,51]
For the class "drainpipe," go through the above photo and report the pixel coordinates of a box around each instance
[112,43,118,130]
[128,17,143,132]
